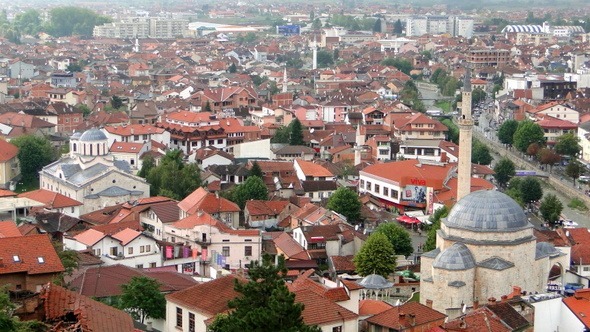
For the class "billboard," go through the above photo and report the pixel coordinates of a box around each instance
[276,25,301,36]
[402,185,427,204]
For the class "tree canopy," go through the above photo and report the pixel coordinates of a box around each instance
[493,157,515,188]
[423,206,449,252]
[120,276,166,324]
[381,58,413,75]
[519,176,543,206]
[554,133,581,158]
[513,120,545,152]
[316,50,334,68]
[10,135,56,182]
[353,232,396,277]
[210,255,321,332]
[374,222,413,257]
[230,176,268,209]
[566,160,583,185]
[249,162,263,178]
[326,187,362,224]
[146,150,201,200]
[472,139,492,165]
[289,118,304,146]
[46,7,112,37]
[497,120,519,145]
[539,194,563,225]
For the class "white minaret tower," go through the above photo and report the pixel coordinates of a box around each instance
[133,36,140,53]
[312,37,318,70]
[457,67,473,201]
[282,67,288,93]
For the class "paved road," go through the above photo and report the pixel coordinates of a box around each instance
[476,113,590,227]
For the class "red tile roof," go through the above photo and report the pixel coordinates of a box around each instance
[70,264,198,298]
[111,228,142,245]
[0,189,17,197]
[245,200,289,216]
[0,220,22,238]
[166,274,244,316]
[442,307,510,332]
[293,288,358,325]
[367,301,447,329]
[73,229,107,246]
[104,124,165,136]
[178,187,240,215]
[295,159,334,177]
[359,299,394,316]
[0,139,18,162]
[110,141,145,154]
[361,160,454,190]
[0,234,64,275]
[41,283,135,332]
[18,189,83,208]
[563,289,590,329]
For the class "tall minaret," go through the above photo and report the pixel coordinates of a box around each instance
[282,67,288,93]
[312,37,318,70]
[457,67,473,201]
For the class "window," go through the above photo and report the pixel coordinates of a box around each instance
[13,255,20,262]
[366,181,371,190]
[110,247,118,256]
[332,327,342,332]
[217,139,223,144]
[189,313,195,332]
[136,264,143,269]
[146,245,151,252]
[245,246,252,256]
[93,249,101,256]
[374,184,380,193]
[128,247,133,255]
[391,189,399,199]
[360,179,365,188]
[176,307,183,327]
[140,246,145,253]
[222,246,230,257]
[150,262,157,268]
[383,187,389,196]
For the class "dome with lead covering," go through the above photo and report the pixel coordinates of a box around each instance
[79,128,107,142]
[357,274,394,289]
[444,190,531,232]
[433,242,476,270]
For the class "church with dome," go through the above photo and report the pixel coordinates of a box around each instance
[419,190,569,318]
[39,128,150,215]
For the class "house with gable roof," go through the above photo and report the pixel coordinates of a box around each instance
[0,138,20,189]
[178,187,240,228]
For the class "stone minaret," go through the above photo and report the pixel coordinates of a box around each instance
[312,38,318,70]
[282,67,288,93]
[457,67,473,201]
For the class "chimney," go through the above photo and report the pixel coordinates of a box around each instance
[409,313,416,326]
[426,299,433,308]
[512,286,522,297]
[488,297,497,305]
[501,295,508,302]
[473,298,479,310]
[459,316,467,328]
[398,312,405,319]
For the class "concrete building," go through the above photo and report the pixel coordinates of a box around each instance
[406,15,473,37]
[93,17,189,39]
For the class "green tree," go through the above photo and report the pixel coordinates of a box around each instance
[46,6,111,37]
[539,194,563,225]
[210,255,321,332]
[423,206,449,252]
[289,118,304,146]
[373,18,382,33]
[111,95,123,109]
[353,232,396,277]
[146,150,201,200]
[13,9,42,35]
[471,88,486,107]
[78,104,91,117]
[0,286,48,331]
[138,154,155,178]
[374,223,413,257]
[554,133,581,158]
[10,135,55,182]
[442,77,460,96]
[249,161,263,178]
[231,176,268,209]
[538,148,561,173]
[441,119,458,144]
[326,187,362,224]
[316,50,334,68]
[120,276,166,324]
[53,242,79,282]
[311,18,322,30]
[204,100,212,112]
[66,63,83,72]
[271,126,290,144]
[493,158,516,188]
[472,139,492,165]
[381,58,413,75]
[393,19,403,34]
[228,63,237,73]
[519,176,543,206]
[497,120,519,145]
[566,160,583,186]
[513,120,545,152]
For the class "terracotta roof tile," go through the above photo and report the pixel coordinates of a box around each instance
[367,301,447,329]
[0,220,22,238]
[294,288,358,325]
[111,228,142,246]
[330,255,356,272]
[18,189,83,208]
[0,139,18,162]
[0,234,64,275]
[42,283,135,332]
[178,187,240,215]
[0,189,17,197]
[295,159,334,177]
[73,229,107,246]
[359,299,394,316]
[443,307,510,332]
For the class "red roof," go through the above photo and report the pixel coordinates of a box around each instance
[0,139,18,162]
[110,141,145,154]
[111,228,142,245]
[359,299,394,316]
[18,189,82,208]
[295,159,334,177]
[294,288,358,325]
[361,160,454,190]
[178,187,240,215]
[0,234,64,275]
[166,274,244,316]
[563,289,590,329]
[367,301,447,329]
[244,200,289,216]
[0,189,17,197]
[41,283,135,332]
[0,220,22,238]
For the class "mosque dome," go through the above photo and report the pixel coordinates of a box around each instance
[444,190,531,232]
[433,243,476,271]
[79,128,107,142]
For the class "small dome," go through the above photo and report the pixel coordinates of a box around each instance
[444,190,531,232]
[357,274,394,289]
[71,132,82,140]
[433,243,476,270]
[536,242,562,259]
[79,128,107,142]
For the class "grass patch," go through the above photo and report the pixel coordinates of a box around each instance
[15,177,40,193]
[435,100,451,113]
[408,292,420,302]
[568,198,589,211]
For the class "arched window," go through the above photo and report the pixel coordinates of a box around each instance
[83,144,86,155]
[90,144,93,155]
[96,143,100,155]
[73,143,77,152]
